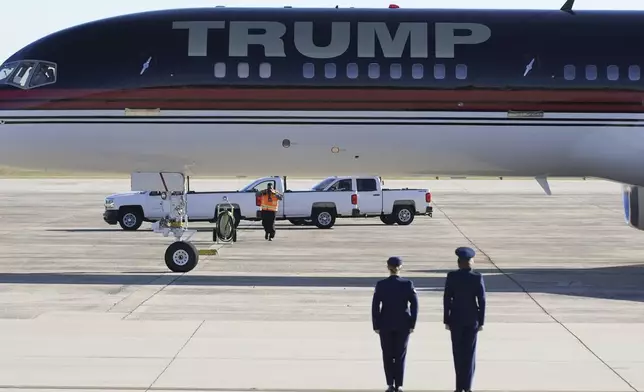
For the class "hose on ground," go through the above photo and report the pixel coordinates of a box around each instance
[215,210,236,242]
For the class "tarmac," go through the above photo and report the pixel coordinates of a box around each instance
[0,177,643,392]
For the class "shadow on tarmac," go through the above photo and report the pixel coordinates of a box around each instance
[1,265,643,302]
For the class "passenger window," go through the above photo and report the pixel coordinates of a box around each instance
[347,63,358,79]
[368,63,380,79]
[325,63,336,79]
[434,64,445,79]
[564,65,575,81]
[214,62,226,78]
[390,63,402,79]
[356,178,378,192]
[586,65,597,81]
[238,62,249,78]
[259,62,271,79]
[328,179,353,191]
[607,65,619,81]
[629,65,640,81]
[303,63,315,79]
[455,64,467,80]
[412,64,423,79]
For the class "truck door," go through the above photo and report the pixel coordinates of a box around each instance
[146,191,165,218]
[184,192,210,219]
[356,178,381,215]
[326,178,354,215]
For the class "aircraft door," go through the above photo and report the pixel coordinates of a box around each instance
[356,178,381,215]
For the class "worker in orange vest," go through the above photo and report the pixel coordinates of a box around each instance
[258,183,283,241]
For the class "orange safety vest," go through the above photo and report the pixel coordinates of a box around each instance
[260,191,279,211]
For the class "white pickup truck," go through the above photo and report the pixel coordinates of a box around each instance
[103,175,433,230]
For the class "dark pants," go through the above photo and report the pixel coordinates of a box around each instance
[450,325,479,391]
[261,210,276,238]
[379,329,410,388]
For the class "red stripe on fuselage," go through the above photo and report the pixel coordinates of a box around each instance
[1,87,643,112]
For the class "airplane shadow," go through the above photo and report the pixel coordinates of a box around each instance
[1,265,643,302]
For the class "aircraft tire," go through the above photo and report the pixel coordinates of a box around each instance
[165,241,199,273]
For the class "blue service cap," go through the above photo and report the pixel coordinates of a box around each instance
[455,247,476,259]
[387,256,403,266]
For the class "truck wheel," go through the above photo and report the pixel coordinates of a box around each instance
[380,214,396,225]
[394,205,415,225]
[118,207,143,231]
[165,241,199,273]
[313,209,336,229]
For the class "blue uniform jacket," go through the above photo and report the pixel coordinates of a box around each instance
[443,268,486,327]
[372,275,419,331]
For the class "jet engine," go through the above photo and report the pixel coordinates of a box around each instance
[623,184,644,230]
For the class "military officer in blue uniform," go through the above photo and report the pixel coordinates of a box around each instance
[372,256,419,392]
[443,247,486,392]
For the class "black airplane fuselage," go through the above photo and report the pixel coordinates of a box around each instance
[2,7,644,203]
[1,7,644,111]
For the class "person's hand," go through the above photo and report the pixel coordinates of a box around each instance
[374,329,379,334]
[410,328,414,333]
[478,326,484,332]
[444,324,450,330]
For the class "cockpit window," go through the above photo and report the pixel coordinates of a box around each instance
[11,61,36,87]
[0,62,18,81]
[29,62,56,88]
[0,60,57,89]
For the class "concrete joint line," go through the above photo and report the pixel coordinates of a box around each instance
[435,203,638,392]
[146,320,205,391]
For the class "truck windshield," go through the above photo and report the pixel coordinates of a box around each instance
[240,181,258,192]
[311,178,336,191]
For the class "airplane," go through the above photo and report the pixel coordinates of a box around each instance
[2,4,644,271]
